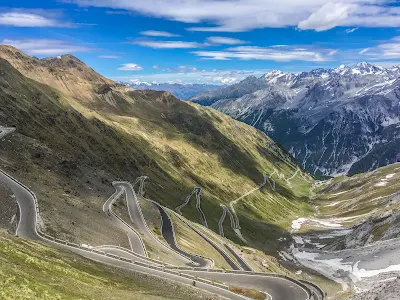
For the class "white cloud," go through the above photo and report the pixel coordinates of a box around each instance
[169,65,198,73]
[346,27,358,34]
[328,49,338,56]
[66,0,400,32]
[206,36,247,45]
[0,12,71,27]
[99,55,121,58]
[193,45,334,62]
[298,2,357,32]
[152,65,160,69]
[373,61,400,68]
[359,36,400,60]
[140,30,180,37]
[2,39,91,55]
[118,63,143,71]
[133,40,202,49]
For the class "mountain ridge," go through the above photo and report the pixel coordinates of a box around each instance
[123,81,222,100]
[191,62,400,177]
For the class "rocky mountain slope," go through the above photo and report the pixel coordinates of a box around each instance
[191,63,400,177]
[125,81,221,100]
[0,46,313,252]
[290,162,400,295]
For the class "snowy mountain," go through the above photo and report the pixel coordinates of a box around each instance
[123,81,222,100]
[190,63,400,177]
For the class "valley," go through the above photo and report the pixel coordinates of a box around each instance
[0,45,399,300]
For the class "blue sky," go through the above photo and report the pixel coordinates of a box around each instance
[1,0,400,84]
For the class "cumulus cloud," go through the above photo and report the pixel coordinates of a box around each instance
[140,30,180,37]
[66,0,400,32]
[298,2,357,32]
[133,40,202,49]
[193,45,334,62]
[0,11,72,27]
[2,39,91,55]
[118,63,143,71]
[206,36,248,45]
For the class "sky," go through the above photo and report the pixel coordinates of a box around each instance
[1,0,400,84]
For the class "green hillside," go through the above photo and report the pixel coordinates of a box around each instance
[0,231,219,300]
[0,48,314,253]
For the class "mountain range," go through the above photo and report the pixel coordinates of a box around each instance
[191,62,400,177]
[124,81,222,100]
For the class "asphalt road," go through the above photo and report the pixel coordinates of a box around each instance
[154,202,213,268]
[103,185,147,256]
[113,181,193,266]
[182,271,309,300]
[218,205,227,236]
[224,243,252,271]
[194,188,208,228]
[0,166,247,300]
[0,171,38,240]
[0,127,318,300]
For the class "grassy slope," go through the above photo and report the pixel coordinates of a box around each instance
[314,162,400,221]
[308,163,400,250]
[0,52,313,253]
[0,231,221,300]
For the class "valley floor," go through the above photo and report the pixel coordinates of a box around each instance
[288,163,400,296]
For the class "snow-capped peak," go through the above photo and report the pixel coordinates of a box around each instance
[349,62,383,75]
[129,79,152,86]
[263,70,295,86]
[332,64,350,75]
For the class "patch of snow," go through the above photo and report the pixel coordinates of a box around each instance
[382,117,400,127]
[375,174,395,187]
[326,201,343,207]
[331,191,349,197]
[293,236,305,244]
[291,217,343,231]
[353,261,400,279]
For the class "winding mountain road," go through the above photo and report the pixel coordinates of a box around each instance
[135,177,241,270]
[102,185,147,256]
[176,187,208,227]
[113,181,193,266]
[181,271,309,300]
[153,202,213,268]
[0,127,322,300]
[218,205,227,237]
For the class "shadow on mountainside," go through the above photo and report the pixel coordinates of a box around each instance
[0,59,307,252]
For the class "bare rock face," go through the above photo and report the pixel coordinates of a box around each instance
[346,279,400,300]
[0,181,18,233]
[191,63,400,177]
